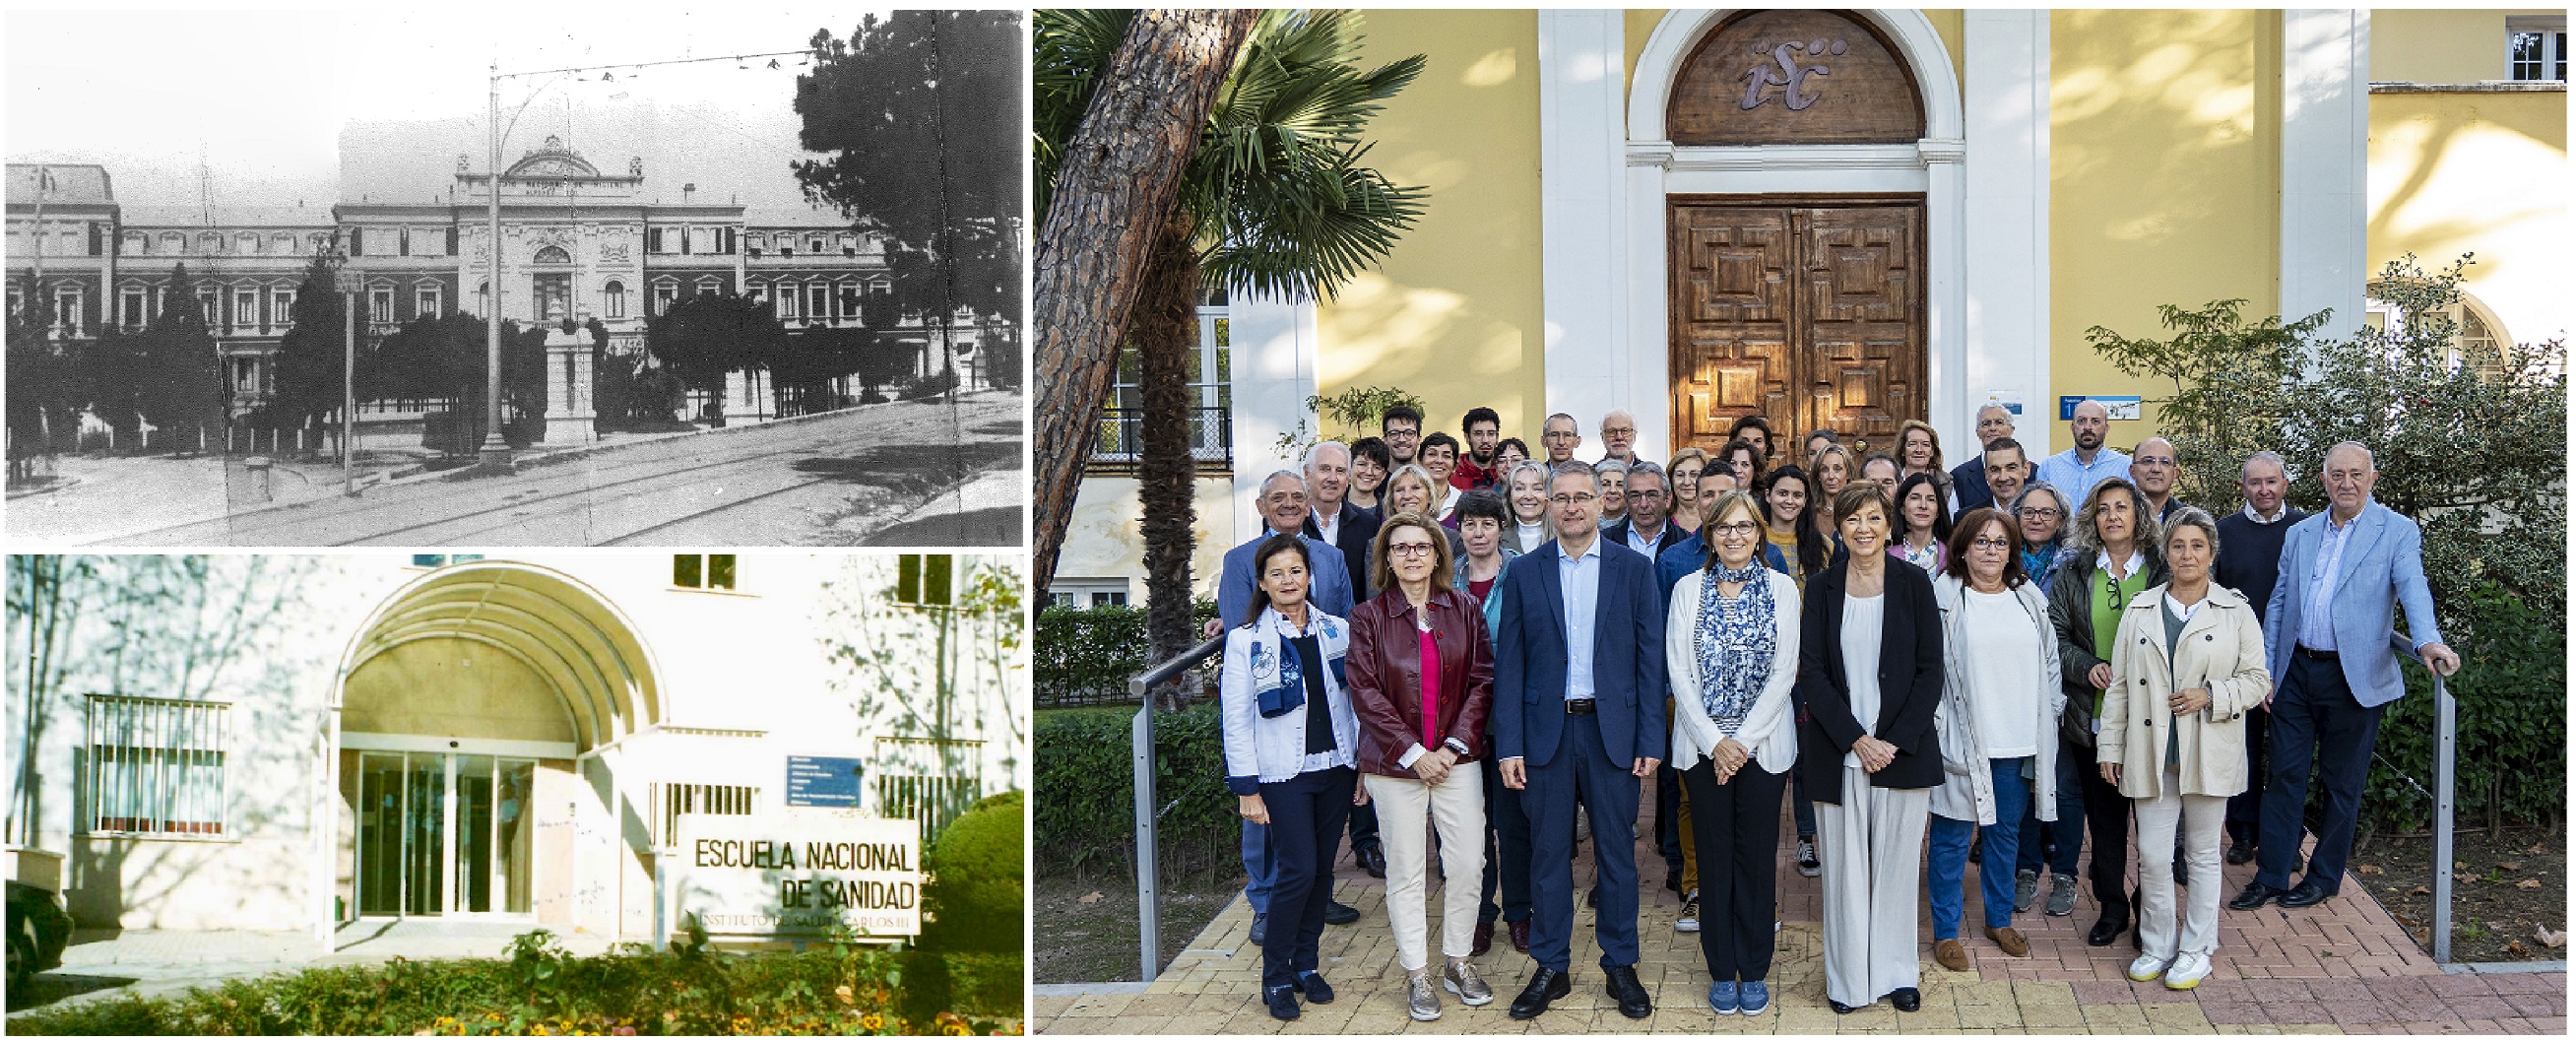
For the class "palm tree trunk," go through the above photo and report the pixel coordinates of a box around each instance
[1031,9,1256,599]
[1134,216,1201,704]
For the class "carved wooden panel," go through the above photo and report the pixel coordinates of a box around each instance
[1667,10,1926,147]
[1668,197,1923,457]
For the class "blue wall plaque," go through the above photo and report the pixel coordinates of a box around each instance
[786,755,867,808]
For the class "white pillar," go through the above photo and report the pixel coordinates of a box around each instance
[1228,292,1318,541]
[1923,139,1970,461]
[2281,10,2370,340]
[1537,10,1640,459]
[1964,10,2054,459]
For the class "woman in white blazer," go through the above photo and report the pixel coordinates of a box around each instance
[1664,489,1800,1017]
[1926,507,2065,973]
[1219,534,1361,1022]
[2098,506,2269,994]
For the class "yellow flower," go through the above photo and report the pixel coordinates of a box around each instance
[862,1013,884,1032]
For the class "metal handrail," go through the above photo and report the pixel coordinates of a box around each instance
[2409,637,2458,965]
[1130,633,1224,983]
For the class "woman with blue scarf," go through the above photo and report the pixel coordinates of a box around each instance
[1662,490,1802,1016]
[1220,534,1360,1022]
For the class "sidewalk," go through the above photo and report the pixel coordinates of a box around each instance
[1035,780,2566,1034]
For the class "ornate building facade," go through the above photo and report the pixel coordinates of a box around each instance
[6,139,986,420]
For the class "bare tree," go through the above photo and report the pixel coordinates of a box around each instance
[1030,9,1257,597]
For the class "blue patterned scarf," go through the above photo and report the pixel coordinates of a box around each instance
[1693,560,1775,734]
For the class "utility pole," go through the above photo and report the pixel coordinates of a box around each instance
[335,249,360,495]
[480,63,510,473]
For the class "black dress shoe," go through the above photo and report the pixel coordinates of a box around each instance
[1250,913,1267,946]
[1605,964,1652,1019]
[2225,841,2256,866]
[1830,1000,1860,1014]
[1509,919,1531,953]
[1890,987,1921,1012]
[1324,899,1360,926]
[1296,970,1335,1004]
[2088,914,2129,946]
[1358,843,1387,878]
[1508,967,1571,1019]
[2280,878,2334,908]
[1264,984,1301,1021]
[2228,880,2285,911]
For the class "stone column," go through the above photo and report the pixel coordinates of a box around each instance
[542,320,596,444]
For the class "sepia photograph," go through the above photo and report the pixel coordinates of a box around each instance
[1029,8,2564,1034]
[5,552,1028,1033]
[6,9,1023,548]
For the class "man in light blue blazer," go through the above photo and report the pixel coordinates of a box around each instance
[1212,471,1361,942]
[2231,442,2459,913]
[1493,462,1667,1021]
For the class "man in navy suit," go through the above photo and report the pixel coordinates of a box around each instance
[1494,462,1667,1020]
[1598,460,1691,893]
[2229,442,2458,913]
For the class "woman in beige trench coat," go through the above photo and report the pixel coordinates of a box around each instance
[2097,506,2270,993]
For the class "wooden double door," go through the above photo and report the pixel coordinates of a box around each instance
[1668,195,1925,458]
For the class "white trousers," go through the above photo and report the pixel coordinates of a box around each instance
[1816,765,1929,1007]
[2134,764,2228,960]
[1366,764,1487,971]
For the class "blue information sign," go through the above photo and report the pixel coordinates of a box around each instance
[786,755,867,808]
[2059,395,2143,421]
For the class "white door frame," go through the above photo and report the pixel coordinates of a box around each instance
[1543,9,1973,466]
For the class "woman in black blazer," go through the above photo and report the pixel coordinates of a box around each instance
[1794,484,1944,1015]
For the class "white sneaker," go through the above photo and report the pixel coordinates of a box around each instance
[2162,951,2211,990]
[2125,953,2171,983]
[1675,890,1701,933]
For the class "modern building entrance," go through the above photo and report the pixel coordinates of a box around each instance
[1668,194,1926,456]
[354,750,537,918]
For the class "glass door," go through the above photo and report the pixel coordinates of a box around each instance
[354,751,539,917]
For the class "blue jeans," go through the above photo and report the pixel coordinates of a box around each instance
[2017,736,2084,877]
[1928,757,2031,940]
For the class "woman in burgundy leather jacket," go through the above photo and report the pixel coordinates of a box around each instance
[1346,511,1498,1021]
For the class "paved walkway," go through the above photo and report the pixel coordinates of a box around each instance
[1035,779,2565,1034]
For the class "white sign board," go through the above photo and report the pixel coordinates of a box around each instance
[676,811,923,938]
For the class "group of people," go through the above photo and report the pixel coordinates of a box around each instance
[1215,400,2458,1023]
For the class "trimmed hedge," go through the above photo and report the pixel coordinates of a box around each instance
[6,938,1022,1035]
[924,791,1024,954]
[1035,603,1219,707]
[1034,700,1238,876]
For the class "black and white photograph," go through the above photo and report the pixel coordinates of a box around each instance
[5,9,1024,548]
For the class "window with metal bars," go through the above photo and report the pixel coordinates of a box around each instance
[652,782,758,846]
[85,695,228,837]
[872,773,979,842]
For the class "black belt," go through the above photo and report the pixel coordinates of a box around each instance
[2295,645,2340,662]
[1566,699,1596,715]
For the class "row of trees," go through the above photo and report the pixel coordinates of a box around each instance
[6,263,229,451]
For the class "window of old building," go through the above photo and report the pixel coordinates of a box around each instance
[2509,16,2567,82]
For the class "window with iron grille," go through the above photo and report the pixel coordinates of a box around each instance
[1091,288,1231,472]
[85,695,228,837]
[652,782,758,846]
[872,773,979,842]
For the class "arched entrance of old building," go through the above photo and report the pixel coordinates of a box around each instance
[324,561,665,940]
[1630,9,1964,461]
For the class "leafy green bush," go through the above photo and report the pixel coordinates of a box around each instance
[1035,603,1218,707]
[925,791,1024,953]
[2368,582,2567,834]
[5,933,1023,1036]
[1034,700,1239,877]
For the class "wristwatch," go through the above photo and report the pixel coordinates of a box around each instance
[1444,737,1471,756]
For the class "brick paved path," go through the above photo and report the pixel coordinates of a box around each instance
[1036,778,2564,1034]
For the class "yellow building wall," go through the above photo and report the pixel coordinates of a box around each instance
[2371,10,2557,83]
[1057,476,1237,602]
[2049,9,2283,441]
[1314,9,1548,443]
[2368,90,2570,346]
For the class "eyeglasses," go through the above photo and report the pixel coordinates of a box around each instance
[1385,427,1420,439]
[1970,538,2012,552]
[1709,521,1760,538]
[2018,507,2060,520]
[1387,542,1438,557]
[1601,427,1635,437]
[2104,570,2131,612]
[1550,492,1599,505]
[2136,456,2177,468]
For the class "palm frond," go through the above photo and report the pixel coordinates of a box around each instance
[1031,8,1136,224]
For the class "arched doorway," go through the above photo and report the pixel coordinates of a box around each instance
[1628,9,1964,462]
[328,562,664,934]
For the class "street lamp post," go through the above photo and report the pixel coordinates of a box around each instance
[323,244,361,494]
[480,63,511,473]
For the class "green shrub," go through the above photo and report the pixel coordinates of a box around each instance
[2368,581,2566,833]
[5,936,1023,1036]
[924,790,1024,953]
[1034,699,1239,877]
[1035,602,1219,707]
